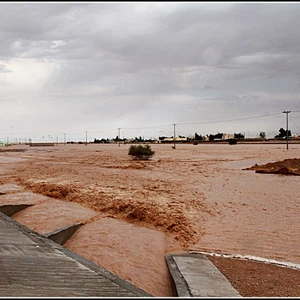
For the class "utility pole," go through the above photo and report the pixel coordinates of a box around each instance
[283,111,291,150]
[64,133,66,145]
[85,131,88,146]
[173,124,176,149]
[117,128,121,147]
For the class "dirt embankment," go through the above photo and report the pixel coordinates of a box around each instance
[244,158,300,175]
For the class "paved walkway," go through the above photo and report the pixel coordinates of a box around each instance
[0,212,151,297]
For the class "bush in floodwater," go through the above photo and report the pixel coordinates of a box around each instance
[128,144,155,160]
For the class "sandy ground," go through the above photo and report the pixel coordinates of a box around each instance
[0,143,299,296]
[207,255,300,297]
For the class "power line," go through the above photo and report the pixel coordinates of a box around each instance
[2,111,289,141]
[113,112,284,131]
[81,128,117,133]
[122,124,171,130]
[176,112,283,126]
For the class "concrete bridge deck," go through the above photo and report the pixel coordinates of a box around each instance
[0,212,151,297]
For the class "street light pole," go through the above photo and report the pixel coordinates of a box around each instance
[118,128,121,147]
[283,111,291,150]
[173,124,176,149]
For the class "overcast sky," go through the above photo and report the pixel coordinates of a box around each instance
[1,1,300,142]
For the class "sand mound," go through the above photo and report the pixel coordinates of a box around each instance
[244,158,300,175]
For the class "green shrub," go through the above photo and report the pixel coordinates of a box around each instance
[193,141,198,145]
[128,144,155,160]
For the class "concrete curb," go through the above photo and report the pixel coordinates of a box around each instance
[44,222,82,245]
[166,252,241,297]
[0,204,33,217]
[165,254,191,297]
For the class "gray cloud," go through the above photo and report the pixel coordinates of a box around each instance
[0,2,300,140]
[0,64,11,73]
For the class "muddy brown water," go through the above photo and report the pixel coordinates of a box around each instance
[0,143,299,296]
[12,199,98,234]
[64,217,182,297]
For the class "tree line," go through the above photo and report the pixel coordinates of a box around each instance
[91,127,293,144]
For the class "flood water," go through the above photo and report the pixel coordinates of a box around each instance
[64,217,182,296]
[1,143,299,296]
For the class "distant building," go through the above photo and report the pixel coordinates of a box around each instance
[223,133,235,140]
